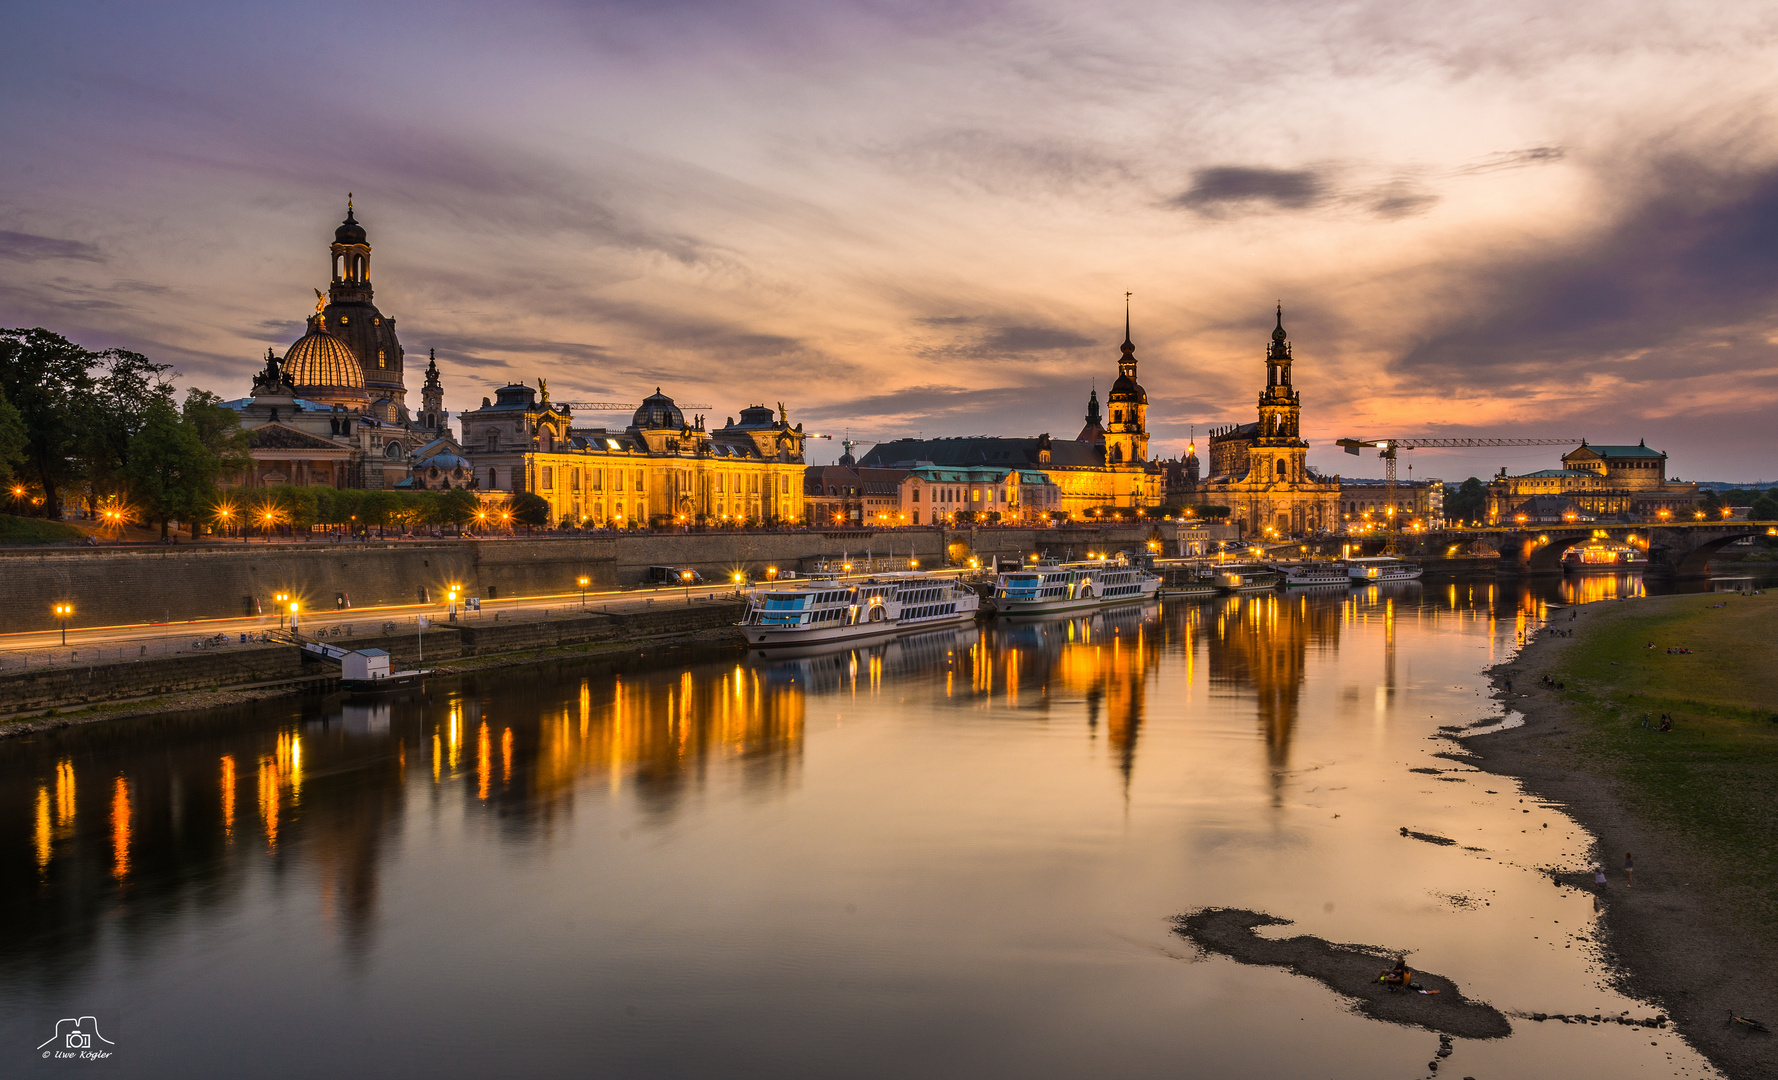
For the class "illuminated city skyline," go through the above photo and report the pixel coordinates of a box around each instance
[4,1,1777,481]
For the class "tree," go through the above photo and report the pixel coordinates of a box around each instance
[511,491,551,528]
[0,384,25,490]
[0,328,96,519]
[123,394,214,539]
[1444,477,1488,524]
[437,487,479,533]
[78,348,174,512]
[181,389,251,536]
[1752,493,1778,522]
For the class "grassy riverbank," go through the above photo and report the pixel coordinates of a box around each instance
[1471,591,1778,1080]
[0,514,84,544]
[1549,592,1778,930]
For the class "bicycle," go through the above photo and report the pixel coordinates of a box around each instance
[1729,1012,1770,1033]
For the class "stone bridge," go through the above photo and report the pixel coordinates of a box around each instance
[1395,522,1776,576]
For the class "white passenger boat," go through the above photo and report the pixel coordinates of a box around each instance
[1277,563,1351,588]
[739,572,978,648]
[992,558,1161,616]
[1346,556,1424,583]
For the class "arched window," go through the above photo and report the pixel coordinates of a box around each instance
[1276,459,1286,480]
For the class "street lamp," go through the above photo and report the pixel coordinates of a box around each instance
[681,569,694,605]
[577,575,590,608]
[448,586,461,621]
[274,592,289,629]
[288,601,300,633]
[53,602,72,646]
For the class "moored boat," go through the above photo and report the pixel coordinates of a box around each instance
[739,572,979,648]
[1216,564,1283,593]
[992,558,1161,616]
[1346,556,1424,583]
[1154,561,1218,598]
[1277,563,1351,588]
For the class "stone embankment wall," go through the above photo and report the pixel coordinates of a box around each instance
[0,525,1166,633]
[0,602,747,714]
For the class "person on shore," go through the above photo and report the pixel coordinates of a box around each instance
[1659,715,1672,732]
[1625,852,1634,887]
[1380,957,1412,991]
[1595,865,1607,888]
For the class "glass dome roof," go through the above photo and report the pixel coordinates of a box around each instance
[284,326,365,389]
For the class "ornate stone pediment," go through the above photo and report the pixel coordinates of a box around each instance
[248,423,349,451]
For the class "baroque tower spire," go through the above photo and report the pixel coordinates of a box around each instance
[1104,292,1148,465]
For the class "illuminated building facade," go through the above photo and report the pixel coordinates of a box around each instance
[1487,440,1703,522]
[857,310,1163,516]
[1193,309,1340,537]
[459,385,807,526]
[224,204,454,491]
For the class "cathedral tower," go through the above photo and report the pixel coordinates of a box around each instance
[420,349,446,433]
[1254,305,1307,484]
[1103,300,1149,465]
[306,197,407,418]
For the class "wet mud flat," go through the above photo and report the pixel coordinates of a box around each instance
[1173,908,1512,1040]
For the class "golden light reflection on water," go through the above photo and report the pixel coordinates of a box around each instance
[34,787,51,871]
[110,776,130,881]
[55,758,74,826]
[258,754,280,849]
[477,723,491,800]
[221,754,235,840]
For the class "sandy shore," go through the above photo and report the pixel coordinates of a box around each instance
[1461,595,1778,1079]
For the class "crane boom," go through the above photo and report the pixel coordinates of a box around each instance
[1334,436,1580,553]
[557,402,713,411]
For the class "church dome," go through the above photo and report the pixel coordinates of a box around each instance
[1108,371,1146,405]
[632,388,685,430]
[335,205,367,246]
[284,324,365,390]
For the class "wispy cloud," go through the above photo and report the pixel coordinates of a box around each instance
[0,231,105,262]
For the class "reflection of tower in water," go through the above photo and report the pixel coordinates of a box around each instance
[1206,593,1343,795]
[1031,606,1163,792]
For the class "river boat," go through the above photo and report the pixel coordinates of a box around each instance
[992,559,1161,616]
[1216,564,1283,593]
[1346,556,1425,583]
[740,572,979,648]
[1153,560,1219,599]
[1276,563,1351,588]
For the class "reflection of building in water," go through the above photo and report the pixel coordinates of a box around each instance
[1205,593,1343,793]
[984,604,1165,790]
[482,662,806,821]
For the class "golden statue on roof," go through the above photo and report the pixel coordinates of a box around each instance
[313,288,327,317]
[538,377,549,403]
[777,401,788,424]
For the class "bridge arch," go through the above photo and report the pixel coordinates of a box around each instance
[1663,527,1773,576]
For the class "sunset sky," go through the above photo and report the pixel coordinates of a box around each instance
[4,0,1777,481]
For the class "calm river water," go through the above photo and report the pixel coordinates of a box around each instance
[0,573,1741,1078]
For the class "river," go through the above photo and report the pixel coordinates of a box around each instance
[0,571,1747,1078]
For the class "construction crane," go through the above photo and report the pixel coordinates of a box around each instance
[1336,436,1579,552]
[557,401,713,412]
